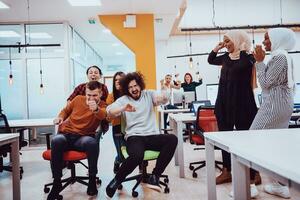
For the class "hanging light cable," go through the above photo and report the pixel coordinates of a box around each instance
[39,48,44,94]
[8,48,13,85]
[188,32,193,69]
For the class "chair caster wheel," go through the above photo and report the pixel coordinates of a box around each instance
[164,178,169,184]
[96,178,101,185]
[44,187,50,193]
[164,187,170,193]
[118,184,123,190]
[189,165,194,170]
[132,191,138,197]
[192,172,198,178]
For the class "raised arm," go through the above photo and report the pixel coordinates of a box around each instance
[207,42,226,66]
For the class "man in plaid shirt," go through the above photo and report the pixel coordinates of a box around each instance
[67,65,109,133]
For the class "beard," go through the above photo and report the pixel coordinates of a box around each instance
[129,90,141,100]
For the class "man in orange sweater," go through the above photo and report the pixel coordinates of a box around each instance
[47,81,107,200]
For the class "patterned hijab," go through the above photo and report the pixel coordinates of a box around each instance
[225,30,252,60]
[268,28,296,88]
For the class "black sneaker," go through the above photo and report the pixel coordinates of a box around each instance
[87,176,98,196]
[145,174,161,192]
[113,161,120,174]
[106,178,120,198]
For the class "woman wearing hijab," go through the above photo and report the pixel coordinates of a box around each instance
[207,30,259,194]
[251,28,296,199]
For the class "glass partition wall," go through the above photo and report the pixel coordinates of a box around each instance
[0,23,103,119]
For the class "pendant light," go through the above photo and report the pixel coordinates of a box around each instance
[39,48,44,94]
[188,32,193,69]
[8,48,13,85]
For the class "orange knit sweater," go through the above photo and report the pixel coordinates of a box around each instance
[58,96,106,135]
[106,93,121,126]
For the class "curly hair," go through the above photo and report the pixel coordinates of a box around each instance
[120,72,146,96]
[112,71,125,100]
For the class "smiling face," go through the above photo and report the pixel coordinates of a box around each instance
[87,67,101,81]
[165,75,172,85]
[184,74,192,84]
[114,74,122,91]
[85,87,101,103]
[128,80,141,100]
[262,32,271,51]
[223,35,235,53]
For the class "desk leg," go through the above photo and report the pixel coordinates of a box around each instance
[205,139,217,200]
[11,139,20,200]
[232,153,250,200]
[158,111,162,133]
[170,118,178,166]
[176,121,185,178]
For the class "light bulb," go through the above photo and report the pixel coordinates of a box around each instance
[189,57,193,69]
[40,83,44,95]
[8,74,13,85]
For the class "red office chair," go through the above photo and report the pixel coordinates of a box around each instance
[42,133,101,199]
[188,106,223,178]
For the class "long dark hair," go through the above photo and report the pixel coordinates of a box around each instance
[184,73,193,84]
[120,72,145,96]
[113,71,125,100]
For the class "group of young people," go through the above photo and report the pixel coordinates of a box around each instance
[46,26,296,199]
[46,66,178,200]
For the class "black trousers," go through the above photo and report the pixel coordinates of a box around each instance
[115,134,178,182]
[217,119,257,180]
[50,133,99,179]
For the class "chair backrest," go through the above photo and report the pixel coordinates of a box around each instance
[195,106,218,133]
[0,113,11,134]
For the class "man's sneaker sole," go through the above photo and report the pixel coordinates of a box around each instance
[145,183,162,192]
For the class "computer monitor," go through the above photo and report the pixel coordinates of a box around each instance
[183,92,196,104]
[206,84,218,106]
[191,100,212,115]
[294,83,300,109]
[172,91,183,105]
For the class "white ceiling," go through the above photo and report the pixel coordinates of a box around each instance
[0,0,183,57]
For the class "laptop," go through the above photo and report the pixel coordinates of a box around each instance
[190,100,212,115]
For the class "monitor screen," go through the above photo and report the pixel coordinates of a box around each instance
[183,92,196,104]
[172,91,183,105]
[206,84,218,106]
[294,83,300,107]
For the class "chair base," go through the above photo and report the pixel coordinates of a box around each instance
[0,157,24,179]
[189,160,223,178]
[44,162,101,195]
[119,162,170,197]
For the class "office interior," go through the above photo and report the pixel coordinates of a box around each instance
[0,0,300,199]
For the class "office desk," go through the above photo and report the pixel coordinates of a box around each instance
[8,118,55,142]
[157,107,190,132]
[169,113,196,178]
[0,133,20,200]
[204,129,300,200]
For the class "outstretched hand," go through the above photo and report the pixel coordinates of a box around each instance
[253,45,265,62]
[123,104,136,112]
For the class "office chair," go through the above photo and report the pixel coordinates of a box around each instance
[42,132,101,199]
[117,146,170,197]
[0,112,27,178]
[188,106,222,178]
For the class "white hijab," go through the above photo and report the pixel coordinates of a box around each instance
[225,30,252,60]
[268,28,296,88]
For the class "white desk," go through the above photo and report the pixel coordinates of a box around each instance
[157,107,190,132]
[204,129,300,200]
[0,133,20,200]
[169,113,196,178]
[8,118,55,142]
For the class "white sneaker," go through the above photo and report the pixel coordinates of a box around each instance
[264,182,291,199]
[229,184,259,199]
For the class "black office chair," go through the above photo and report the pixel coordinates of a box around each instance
[0,112,28,178]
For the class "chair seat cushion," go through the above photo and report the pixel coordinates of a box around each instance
[121,146,160,161]
[191,134,204,145]
[42,150,87,161]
